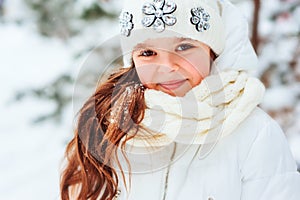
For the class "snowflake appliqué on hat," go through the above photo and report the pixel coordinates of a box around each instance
[141,0,177,32]
[190,7,210,32]
[119,12,134,37]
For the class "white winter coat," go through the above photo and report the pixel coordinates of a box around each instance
[73,0,300,199]
[115,108,300,200]
[112,0,300,199]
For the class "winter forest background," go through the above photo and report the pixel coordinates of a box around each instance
[0,0,299,199]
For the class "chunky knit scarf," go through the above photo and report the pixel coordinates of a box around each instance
[125,70,265,147]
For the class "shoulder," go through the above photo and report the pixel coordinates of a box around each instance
[239,106,278,133]
[233,109,300,199]
[233,107,298,179]
[225,107,281,154]
[232,107,285,149]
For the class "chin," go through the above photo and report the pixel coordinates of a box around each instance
[149,84,192,97]
[161,88,189,97]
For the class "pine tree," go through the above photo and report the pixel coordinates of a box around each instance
[256,0,300,133]
[12,0,120,123]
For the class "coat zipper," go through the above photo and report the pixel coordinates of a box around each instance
[161,143,177,200]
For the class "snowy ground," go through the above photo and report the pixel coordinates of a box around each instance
[0,1,120,199]
[0,23,74,200]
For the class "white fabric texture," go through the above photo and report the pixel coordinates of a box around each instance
[115,108,300,200]
[213,0,258,73]
[125,70,265,147]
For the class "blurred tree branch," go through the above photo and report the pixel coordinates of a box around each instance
[0,0,4,16]
[251,0,261,53]
[13,74,73,124]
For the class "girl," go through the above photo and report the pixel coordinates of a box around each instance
[60,0,300,199]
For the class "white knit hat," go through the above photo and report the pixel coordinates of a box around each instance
[119,0,226,67]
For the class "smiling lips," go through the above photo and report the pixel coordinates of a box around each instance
[158,79,187,90]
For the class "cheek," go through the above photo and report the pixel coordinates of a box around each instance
[195,59,210,77]
[184,52,211,78]
[134,61,157,86]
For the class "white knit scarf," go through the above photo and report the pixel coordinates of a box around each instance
[124,70,265,147]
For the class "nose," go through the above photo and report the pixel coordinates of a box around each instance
[157,51,180,73]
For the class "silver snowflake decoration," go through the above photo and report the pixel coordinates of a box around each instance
[141,0,177,32]
[119,11,134,37]
[190,7,210,32]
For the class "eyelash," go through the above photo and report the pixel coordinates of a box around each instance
[139,50,156,57]
[138,43,195,57]
[176,43,195,51]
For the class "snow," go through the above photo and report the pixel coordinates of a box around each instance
[2,0,33,22]
[0,23,74,200]
[261,84,300,110]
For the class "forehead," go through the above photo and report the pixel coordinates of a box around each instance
[133,37,202,50]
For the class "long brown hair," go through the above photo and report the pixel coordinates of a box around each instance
[60,66,146,200]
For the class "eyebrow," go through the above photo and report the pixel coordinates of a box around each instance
[133,37,194,51]
[133,43,151,51]
[176,37,193,43]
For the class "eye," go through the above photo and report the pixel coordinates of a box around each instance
[176,43,195,51]
[139,49,156,57]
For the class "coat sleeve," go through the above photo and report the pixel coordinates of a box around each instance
[240,119,300,200]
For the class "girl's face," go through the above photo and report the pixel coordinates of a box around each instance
[132,37,212,97]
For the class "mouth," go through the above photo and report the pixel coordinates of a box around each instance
[158,79,187,90]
